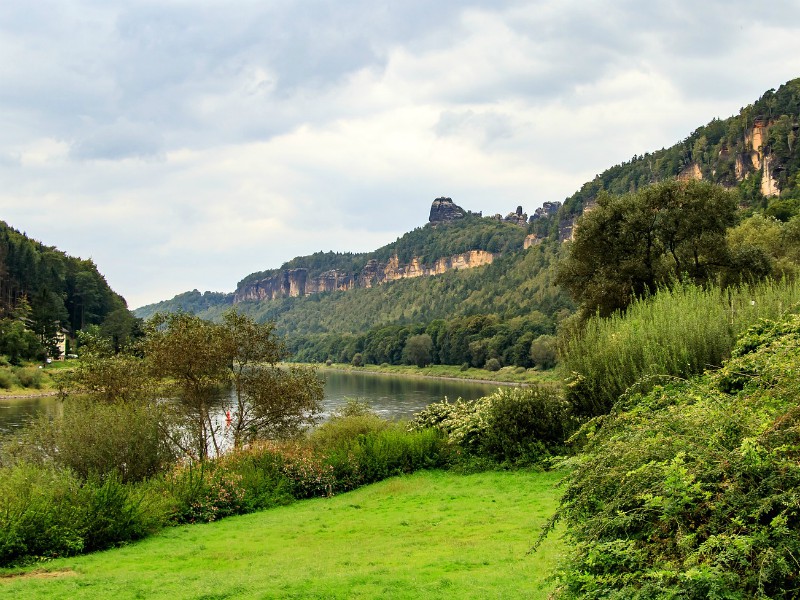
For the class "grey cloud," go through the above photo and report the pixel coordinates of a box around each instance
[435,110,515,147]
[69,120,164,160]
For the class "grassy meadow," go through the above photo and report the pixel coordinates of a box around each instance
[0,469,565,600]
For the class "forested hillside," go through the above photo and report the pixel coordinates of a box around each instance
[560,78,800,219]
[0,221,127,360]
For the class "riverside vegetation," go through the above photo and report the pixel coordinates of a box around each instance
[4,78,800,596]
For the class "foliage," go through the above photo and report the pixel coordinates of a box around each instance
[402,333,433,367]
[0,463,166,566]
[144,310,323,458]
[557,180,749,316]
[0,220,127,339]
[411,386,575,465]
[529,334,557,370]
[550,313,800,598]
[561,278,800,417]
[559,77,800,219]
[13,397,175,483]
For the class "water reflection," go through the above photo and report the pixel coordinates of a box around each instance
[319,370,499,420]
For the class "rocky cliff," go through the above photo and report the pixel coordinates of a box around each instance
[429,197,467,223]
[233,250,495,303]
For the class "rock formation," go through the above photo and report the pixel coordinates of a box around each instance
[429,197,467,223]
[233,250,495,303]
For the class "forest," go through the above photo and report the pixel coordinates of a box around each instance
[0,221,129,362]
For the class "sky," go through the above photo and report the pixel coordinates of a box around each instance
[2,1,800,309]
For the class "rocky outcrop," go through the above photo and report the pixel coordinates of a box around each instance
[429,197,467,223]
[234,250,495,303]
[677,162,703,181]
[504,206,528,226]
[737,118,780,197]
[529,201,561,221]
[523,234,542,249]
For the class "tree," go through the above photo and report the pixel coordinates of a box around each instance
[220,311,323,448]
[402,333,433,367]
[556,180,742,316]
[99,307,141,354]
[145,311,322,459]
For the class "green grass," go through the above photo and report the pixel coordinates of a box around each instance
[316,362,559,385]
[0,470,565,599]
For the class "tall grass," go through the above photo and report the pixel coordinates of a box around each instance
[561,278,800,416]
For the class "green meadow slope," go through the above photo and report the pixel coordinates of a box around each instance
[0,470,565,600]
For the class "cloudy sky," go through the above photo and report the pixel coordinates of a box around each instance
[2,0,800,308]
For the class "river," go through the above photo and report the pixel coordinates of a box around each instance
[0,370,502,436]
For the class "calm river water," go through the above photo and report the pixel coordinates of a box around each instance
[0,370,502,436]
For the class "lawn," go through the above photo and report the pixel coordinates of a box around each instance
[0,470,566,599]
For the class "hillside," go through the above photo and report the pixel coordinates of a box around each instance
[135,78,800,366]
[558,77,800,224]
[135,200,543,322]
[0,221,127,359]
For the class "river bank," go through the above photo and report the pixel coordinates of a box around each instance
[304,361,559,386]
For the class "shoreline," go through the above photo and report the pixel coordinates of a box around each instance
[0,391,60,400]
[297,362,559,386]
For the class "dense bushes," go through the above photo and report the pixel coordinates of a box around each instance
[561,279,800,416]
[549,313,800,598]
[0,463,165,565]
[411,386,576,466]
[17,398,174,483]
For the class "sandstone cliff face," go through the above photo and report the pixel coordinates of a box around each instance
[233,250,495,303]
[740,118,780,197]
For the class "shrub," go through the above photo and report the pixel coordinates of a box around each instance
[351,353,364,367]
[479,387,576,464]
[0,369,18,389]
[0,463,167,566]
[412,387,575,466]
[549,313,800,598]
[460,362,470,372]
[22,398,175,483]
[484,358,501,371]
[13,367,43,389]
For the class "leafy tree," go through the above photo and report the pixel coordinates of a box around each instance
[402,333,433,367]
[219,311,323,448]
[145,311,322,458]
[557,180,743,316]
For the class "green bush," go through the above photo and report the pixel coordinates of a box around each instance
[412,387,575,466]
[561,279,800,417]
[484,358,501,371]
[310,401,388,453]
[0,463,167,567]
[23,398,174,483]
[549,313,800,598]
[0,369,18,389]
[13,366,43,389]
[479,387,576,464]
